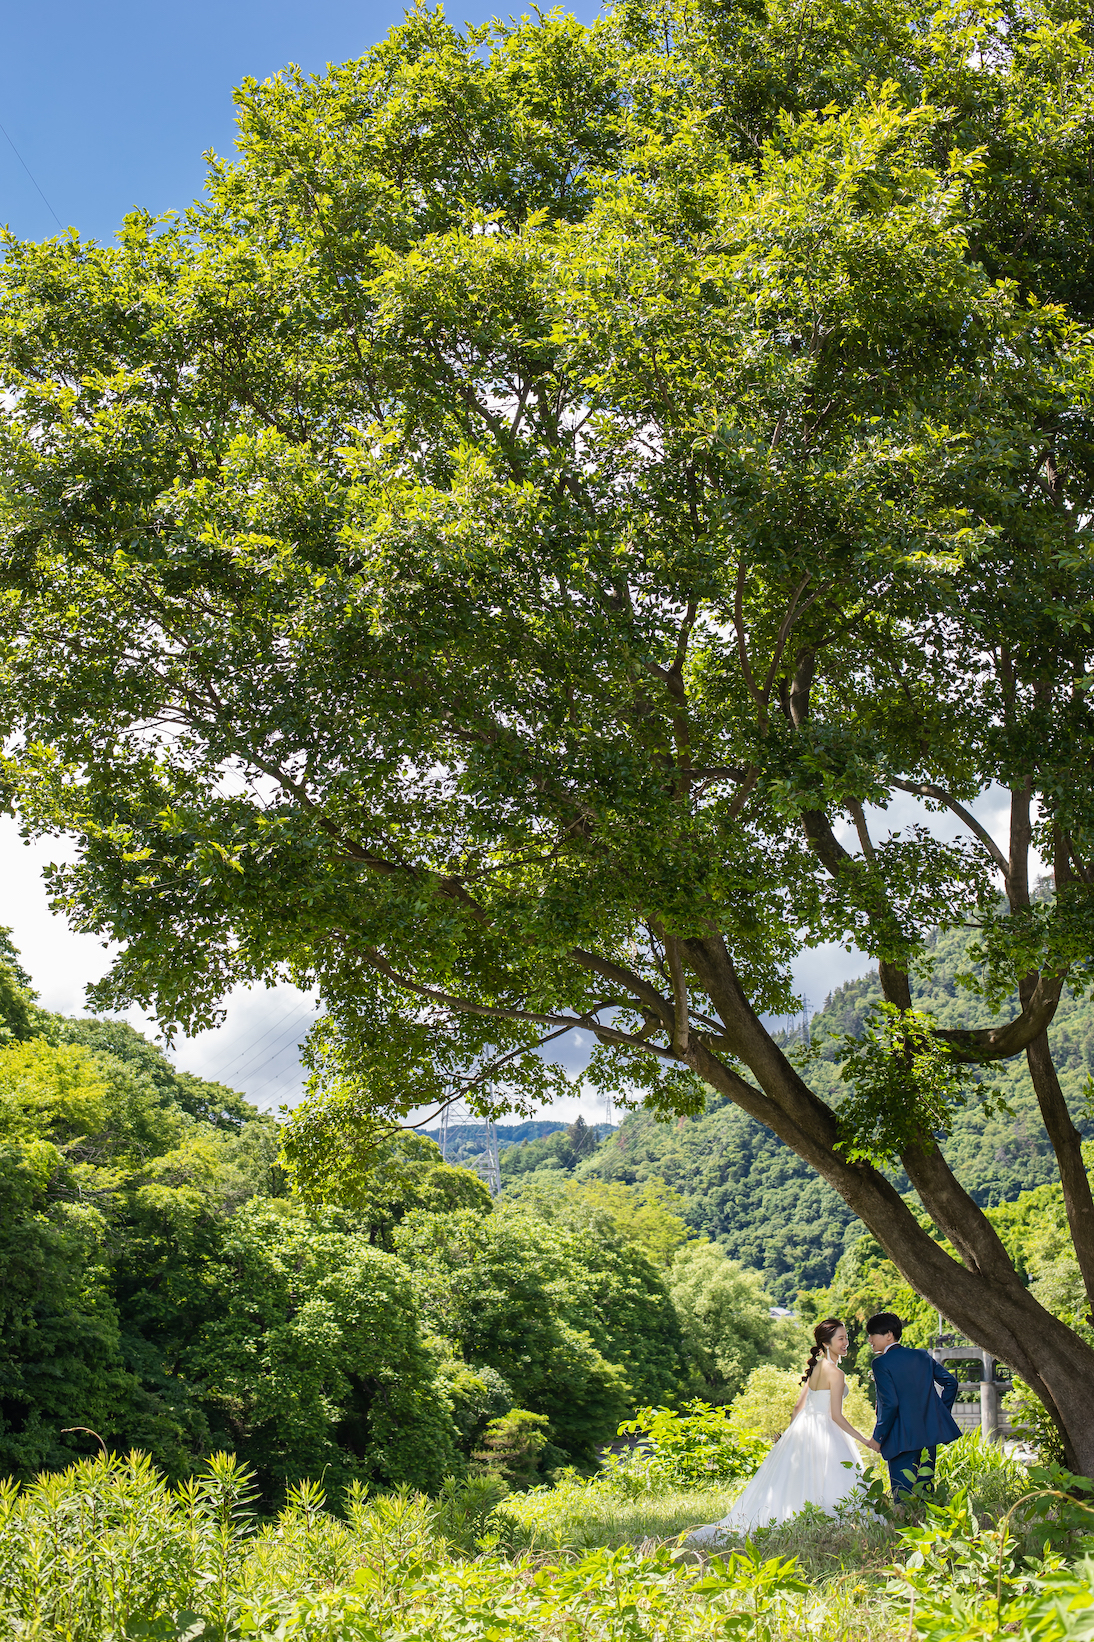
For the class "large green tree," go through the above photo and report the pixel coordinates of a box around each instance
[395,1203,687,1461]
[3,0,1094,1464]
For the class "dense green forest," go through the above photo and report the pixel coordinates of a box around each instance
[419,1119,607,1168]
[5,914,1092,1492]
[0,931,801,1498]
[420,1116,612,1171]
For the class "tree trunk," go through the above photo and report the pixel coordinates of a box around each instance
[682,932,1094,1474]
[1022,1020,1094,1323]
[1006,787,1094,1319]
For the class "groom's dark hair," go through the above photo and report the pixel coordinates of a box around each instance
[866,1312,903,1339]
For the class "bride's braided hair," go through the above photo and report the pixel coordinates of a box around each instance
[801,1317,844,1383]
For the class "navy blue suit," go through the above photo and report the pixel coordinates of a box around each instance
[872,1344,961,1494]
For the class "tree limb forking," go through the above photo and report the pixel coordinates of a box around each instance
[846,797,877,862]
[353,940,679,1058]
[799,803,1066,1059]
[934,972,1066,1060]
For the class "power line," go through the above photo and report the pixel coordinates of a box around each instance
[233,1019,316,1088]
[0,119,63,233]
[247,1060,313,1105]
[246,1028,326,1102]
[215,998,316,1078]
[221,1007,318,1089]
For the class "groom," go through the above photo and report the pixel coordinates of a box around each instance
[864,1311,962,1495]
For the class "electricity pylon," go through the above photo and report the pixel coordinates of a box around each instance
[438,1099,502,1196]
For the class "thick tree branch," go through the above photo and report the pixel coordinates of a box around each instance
[801,799,1063,1058]
[846,798,876,863]
[358,942,678,1058]
[935,972,1065,1060]
[663,932,690,1055]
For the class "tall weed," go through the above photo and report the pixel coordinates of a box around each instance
[1,1438,1085,1642]
[0,1449,258,1640]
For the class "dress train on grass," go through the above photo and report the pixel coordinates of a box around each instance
[690,1389,863,1542]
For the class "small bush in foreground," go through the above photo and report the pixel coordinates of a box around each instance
[933,1429,1029,1521]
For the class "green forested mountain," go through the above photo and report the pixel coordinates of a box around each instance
[573,926,1094,1303]
[500,1116,609,1178]
[804,923,1094,1207]
[578,1099,861,1303]
[419,1117,612,1171]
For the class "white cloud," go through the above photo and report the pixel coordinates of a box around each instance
[0,814,316,1113]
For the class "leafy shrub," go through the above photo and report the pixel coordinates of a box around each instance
[614,1401,768,1490]
[0,1449,260,1641]
[932,1430,1029,1520]
[889,1487,1032,1639]
[1016,1552,1094,1642]
[471,1409,550,1486]
[1008,1376,1067,1465]
[432,1472,514,1550]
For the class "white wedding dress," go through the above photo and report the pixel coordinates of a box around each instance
[690,1387,864,1542]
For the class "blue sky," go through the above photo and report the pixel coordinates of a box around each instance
[0,0,885,1114]
[1,0,603,245]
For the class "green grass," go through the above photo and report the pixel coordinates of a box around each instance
[0,1433,1087,1641]
[502,1472,741,1551]
[499,1482,904,1642]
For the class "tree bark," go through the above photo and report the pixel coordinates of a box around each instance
[1022,1019,1094,1324]
[1006,788,1094,1319]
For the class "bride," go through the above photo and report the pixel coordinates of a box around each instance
[690,1317,874,1542]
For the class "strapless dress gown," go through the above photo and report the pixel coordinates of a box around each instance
[690,1388,863,1540]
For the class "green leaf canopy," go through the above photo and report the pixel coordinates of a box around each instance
[4,0,1094,1466]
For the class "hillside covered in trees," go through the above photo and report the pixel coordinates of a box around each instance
[418,1119,611,1169]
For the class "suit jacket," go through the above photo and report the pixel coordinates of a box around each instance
[871,1344,962,1459]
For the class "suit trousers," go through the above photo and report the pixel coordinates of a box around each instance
[887,1446,937,1495]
